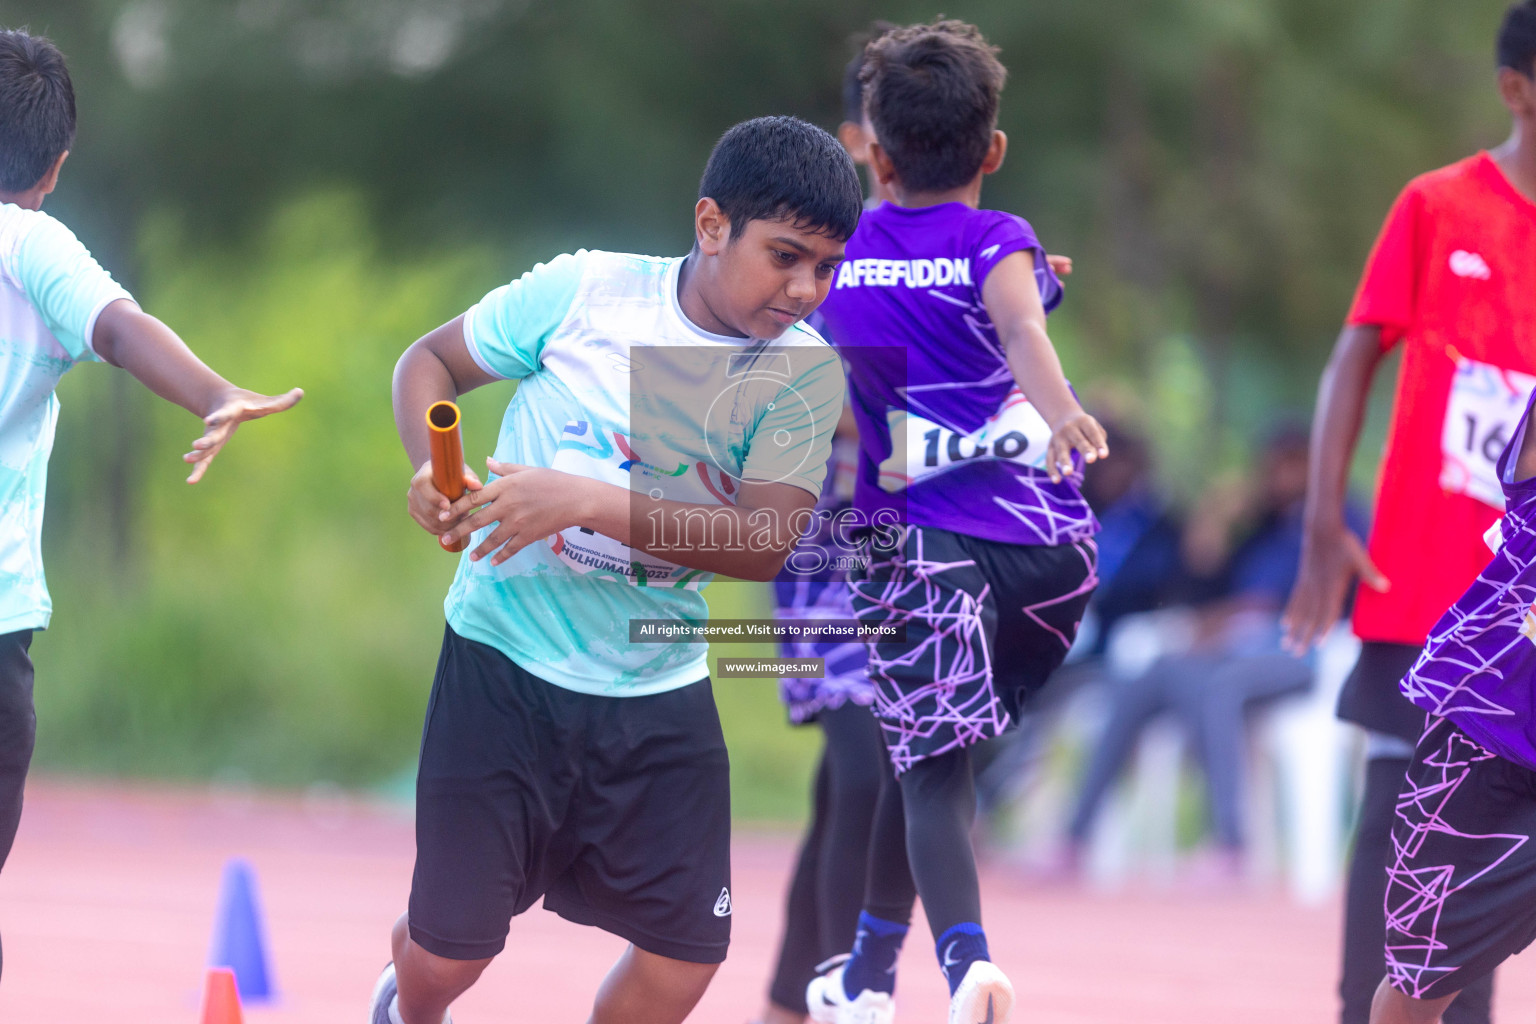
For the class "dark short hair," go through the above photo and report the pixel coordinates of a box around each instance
[1498,1,1536,75]
[698,115,862,243]
[0,29,75,193]
[841,22,896,124]
[862,20,1007,194]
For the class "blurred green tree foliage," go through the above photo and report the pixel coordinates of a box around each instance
[36,194,506,783]
[0,0,1519,796]
[14,0,1510,349]
[17,0,1515,483]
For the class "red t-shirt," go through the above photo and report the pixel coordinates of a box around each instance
[1349,152,1536,644]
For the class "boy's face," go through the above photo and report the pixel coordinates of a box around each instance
[696,202,847,339]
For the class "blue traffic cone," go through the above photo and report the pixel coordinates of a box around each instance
[207,858,277,1003]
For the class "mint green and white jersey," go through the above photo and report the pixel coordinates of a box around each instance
[448,249,846,696]
[0,204,132,634]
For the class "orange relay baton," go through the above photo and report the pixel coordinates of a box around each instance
[426,400,469,553]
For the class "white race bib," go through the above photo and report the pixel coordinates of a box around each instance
[878,388,1052,493]
[1440,357,1536,511]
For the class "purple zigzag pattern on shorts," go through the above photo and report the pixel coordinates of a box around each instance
[1027,538,1099,650]
[1383,721,1530,998]
[860,530,1097,774]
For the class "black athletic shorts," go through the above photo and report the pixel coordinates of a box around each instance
[408,626,732,963]
[1383,716,1536,1000]
[1336,640,1426,743]
[849,524,1097,774]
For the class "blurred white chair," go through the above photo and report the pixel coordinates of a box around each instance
[1071,617,1361,901]
[1080,608,1197,888]
[1254,623,1361,903]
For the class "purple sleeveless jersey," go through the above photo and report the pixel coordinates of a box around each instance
[815,201,1099,546]
[1402,390,1536,771]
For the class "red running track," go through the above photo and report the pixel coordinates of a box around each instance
[1,779,1534,1023]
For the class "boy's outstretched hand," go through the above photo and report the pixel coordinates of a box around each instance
[1046,410,1109,484]
[182,387,305,484]
[92,301,305,484]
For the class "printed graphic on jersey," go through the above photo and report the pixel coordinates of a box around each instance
[548,419,709,589]
[1449,250,1492,280]
[834,256,973,289]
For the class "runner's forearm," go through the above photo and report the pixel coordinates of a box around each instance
[92,301,236,418]
[1000,322,1082,428]
[1304,325,1384,535]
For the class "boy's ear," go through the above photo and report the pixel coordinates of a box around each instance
[866,140,898,186]
[837,121,870,166]
[980,131,1008,177]
[36,151,68,196]
[1498,66,1536,121]
[695,197,732,256]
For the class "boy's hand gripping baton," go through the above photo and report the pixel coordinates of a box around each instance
[427,400,469,553]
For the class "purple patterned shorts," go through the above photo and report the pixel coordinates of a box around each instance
[848,524,1096,774]
[774,579,875,725]
[1384,715,1536,1000]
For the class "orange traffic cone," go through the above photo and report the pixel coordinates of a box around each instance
[198,966,244,1024]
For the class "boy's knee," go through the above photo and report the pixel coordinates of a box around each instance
[667,956,719,990]
[898,747,970,801]
[391,915,492,1011]
[401,945,490,993]
[590,949,718,1024]
[631,952,717,998]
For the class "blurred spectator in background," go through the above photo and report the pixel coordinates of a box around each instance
[1075,423,1186,655]
[1055,422,1365,875]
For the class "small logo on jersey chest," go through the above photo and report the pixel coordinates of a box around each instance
[713,887,732,917]
[1450,250,1492,280]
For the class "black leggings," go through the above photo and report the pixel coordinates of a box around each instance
[864,746,980,940]
[767,702,888,1013]
[0,630,37,987]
